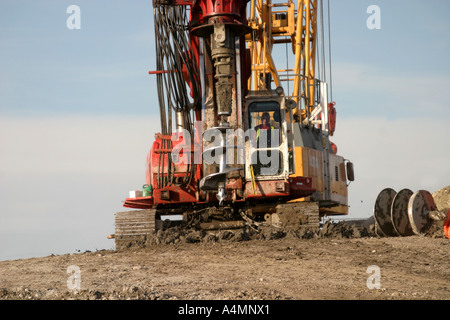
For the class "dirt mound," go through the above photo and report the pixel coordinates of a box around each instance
[433,185,450,212]
[426,186,450,238]
[0,286,163,300]
[117,219,377,251]
[1,235,448,300]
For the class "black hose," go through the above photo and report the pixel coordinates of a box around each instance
[153,5,200,187]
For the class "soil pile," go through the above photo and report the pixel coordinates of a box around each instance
[426,185,450,238]
[119,218,377,250]
[0,286,162,300]
[1,236,448,300]
[433,185,450,212]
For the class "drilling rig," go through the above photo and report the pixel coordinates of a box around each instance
[113,0,356,248]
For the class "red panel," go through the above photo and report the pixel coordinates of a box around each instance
[328,102,336,136]
[123,197,154,209]
[288,176,315,197]
[153,185,197,205]
[149,132,201,190]
[172,0,247,21]
[244,177,315,199]
[131,131,202,208]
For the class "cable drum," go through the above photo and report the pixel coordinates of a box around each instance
[373,188,399,237]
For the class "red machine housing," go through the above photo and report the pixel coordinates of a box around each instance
[124,131,202,209]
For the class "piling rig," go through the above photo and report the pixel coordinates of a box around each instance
[112,0,356,248]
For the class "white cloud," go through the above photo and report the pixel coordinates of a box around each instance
[333,62,450,117]
[0,115,160,175]
[0,115,161,260]
[331,116,450,219]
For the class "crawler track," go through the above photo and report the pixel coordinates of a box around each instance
[113,202,322,249]
[114,210,157,250]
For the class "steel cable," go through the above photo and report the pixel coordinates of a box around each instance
[153,5,200,187]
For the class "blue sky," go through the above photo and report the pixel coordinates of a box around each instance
[0,0,449,260]
[0,0,155,116]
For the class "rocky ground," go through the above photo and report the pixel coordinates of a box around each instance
[0,186,448,301]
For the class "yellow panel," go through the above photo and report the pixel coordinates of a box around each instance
[290,147,349,215]
[329,153,348,206]
[291,147,305,177]
[290,147,324,193]
[320,204,348,216]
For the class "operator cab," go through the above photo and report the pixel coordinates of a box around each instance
[244,90,290,179]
